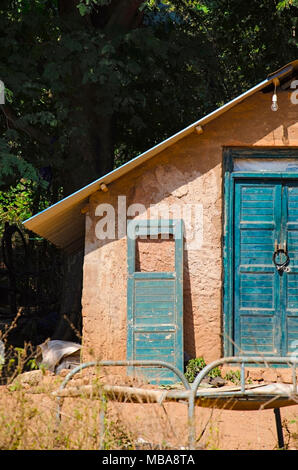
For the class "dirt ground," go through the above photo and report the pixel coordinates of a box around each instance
[109,401,298,451]
[0,368,298,450]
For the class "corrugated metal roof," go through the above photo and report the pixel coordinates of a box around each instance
[23,60,298,252]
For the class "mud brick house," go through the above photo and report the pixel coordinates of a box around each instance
[24,60,298,383]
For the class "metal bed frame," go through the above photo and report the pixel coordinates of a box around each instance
[55,356,298,450]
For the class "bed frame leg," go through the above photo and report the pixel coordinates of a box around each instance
[274,408,284,449]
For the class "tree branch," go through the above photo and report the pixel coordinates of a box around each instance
[104,0,146,32]
[0,104,52,146]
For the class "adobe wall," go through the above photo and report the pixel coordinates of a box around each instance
[82,88,298,366]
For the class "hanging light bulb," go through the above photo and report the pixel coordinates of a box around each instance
[271,80,279,112]
[271,92,278,112]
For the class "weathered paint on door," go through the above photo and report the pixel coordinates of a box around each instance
[234,179,298,356]
[127,219,183,384]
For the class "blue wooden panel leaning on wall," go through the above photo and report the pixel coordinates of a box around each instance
[127,219,184,384]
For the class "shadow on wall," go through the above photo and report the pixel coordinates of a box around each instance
[82,88,298,362]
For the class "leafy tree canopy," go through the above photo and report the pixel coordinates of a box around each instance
[0,0,297,342]
[0,0,297,223]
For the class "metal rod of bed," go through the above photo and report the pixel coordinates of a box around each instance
[54,356,298,450]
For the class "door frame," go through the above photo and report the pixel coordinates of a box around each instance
[223,148,298,357]
[126,218,184,382]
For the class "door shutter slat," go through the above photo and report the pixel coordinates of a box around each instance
[234,181,281,356]
[127,219,184,384]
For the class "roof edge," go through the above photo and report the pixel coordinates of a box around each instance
[23,60,297,247]
[24,79,272,231]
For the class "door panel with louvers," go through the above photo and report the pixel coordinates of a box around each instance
[127,219,183,384]
[234,181,281,355]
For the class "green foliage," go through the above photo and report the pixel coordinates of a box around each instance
[185,357,222,383]
[0,0,221,196]
[0,0,297,219]
[0,152,39,187]
[77,0,112,16]
[0,336,42,384]
[185,357,206,383]
[277,0,298,9]
[0,181,52,237]
[208,366,221,379]
[104,419,134,450]
[224,370,241,385]
[26,358,39,371]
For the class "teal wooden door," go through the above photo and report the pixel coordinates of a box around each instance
[282,183,298,356]
[127,219,183,384]
[234,179,298,357]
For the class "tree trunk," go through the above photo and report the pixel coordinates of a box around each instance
[51,96,113,336]
[61,112,114,196]
[14,0,145,342]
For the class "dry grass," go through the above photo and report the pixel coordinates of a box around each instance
[1,322,298,450]
[0,313,193,450]
[0,358,193,450]
[1,363,298,450]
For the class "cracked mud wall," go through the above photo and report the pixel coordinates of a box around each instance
[81,89,298,365]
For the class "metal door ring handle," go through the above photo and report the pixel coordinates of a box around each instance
[272,248,290,271]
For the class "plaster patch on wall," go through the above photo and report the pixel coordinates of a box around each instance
[171,184,189,198]
[154,164,192,198]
